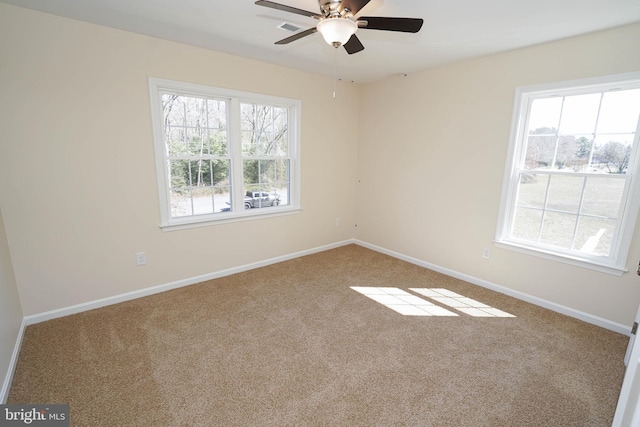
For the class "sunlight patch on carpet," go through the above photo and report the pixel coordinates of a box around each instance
[410,288,516,317]
[350,287,516,317]
[350,287,458,316]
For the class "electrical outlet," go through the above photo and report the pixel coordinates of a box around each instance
[482,247,491,259]
[136,252,146,266]
[336,218,341,227]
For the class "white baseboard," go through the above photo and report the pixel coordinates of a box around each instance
[354,239,631,336]
[24,239,356,326]
[1,317,26,404]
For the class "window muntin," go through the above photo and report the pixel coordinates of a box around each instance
[497,74,640,274]
[149,79,300,229]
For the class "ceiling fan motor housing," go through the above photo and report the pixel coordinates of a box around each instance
[319,0,351,18]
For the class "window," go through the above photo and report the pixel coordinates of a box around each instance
[496,73,640,275]
[149,78,301,229]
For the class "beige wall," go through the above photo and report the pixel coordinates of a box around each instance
[357,23,640,326]
[0,4,359,315]
[0,208,23,402]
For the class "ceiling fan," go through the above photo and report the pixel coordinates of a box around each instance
[255,0,424,54]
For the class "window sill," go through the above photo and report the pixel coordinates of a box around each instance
[160,207,301,232]
[494,240,628,276]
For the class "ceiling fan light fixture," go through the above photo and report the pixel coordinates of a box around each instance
[317,17,357,47]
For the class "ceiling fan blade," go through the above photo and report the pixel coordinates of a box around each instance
[339,0,371,15]
[359,17,424,33]
[255,0,322,19]
[343,34,365,54]
[275,27,318,45]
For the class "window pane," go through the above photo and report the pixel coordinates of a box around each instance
[546,175,584,213]
[528,97,562,133]
[170,188,192,217]
[162,94,185,127]
[192,187,214,215]
[243,159,258,187]
[557,135,588,171]
[243,159,289,209]
[574,217,616,257]
[217,191,232,213]
[184,97,207,128]
[597,89,640,133]
[210,159,230,187]
[256,160,279,185]
[594,134,635,147]
[163,94,229,158]
[244,159,290,189]
[512,207,542,241]
[211,159,231,213]
[257,160,273,185]
[169,159,190,188]
[190,159,229,187]
[165,126,186,156]
[594,135,633,174]
[276,182,290,206]
[207,99,227,131]
[559,93,601,134]
[275,134,288,156]
[200,99,227,156]
[276,159,290,206]
[581,177,625,218]
[241,103,288,156]
[573,136,594,171]
[187,128,205,156]
[210,130,228,156]
[516,173,548,208]
[540,211,577,250]
[524,135,556,170]
[189,159,207,187]
[241,130,254,156]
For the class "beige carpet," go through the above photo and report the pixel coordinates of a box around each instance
[8,244,627,426]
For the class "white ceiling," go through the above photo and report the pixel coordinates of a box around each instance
[3,0,640,83]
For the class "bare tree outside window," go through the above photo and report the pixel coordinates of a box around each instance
[596,141,631,174]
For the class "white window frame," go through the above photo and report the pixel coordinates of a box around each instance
[495,72,640,276]
[149,78,301,231]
